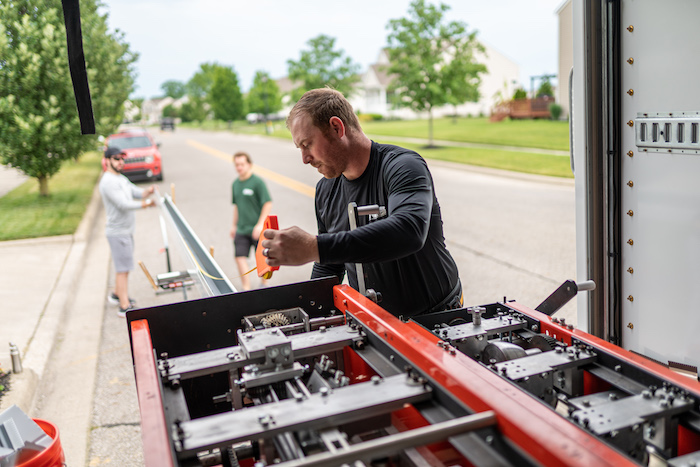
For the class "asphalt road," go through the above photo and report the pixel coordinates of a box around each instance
[45,127,577,465]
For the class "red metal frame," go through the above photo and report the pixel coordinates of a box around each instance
[131,319,175,467]
[334,285,637,467]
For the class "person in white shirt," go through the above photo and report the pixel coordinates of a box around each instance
[98,146,155,316]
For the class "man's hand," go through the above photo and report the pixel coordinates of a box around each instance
[141,199,154,208]
[261,226,319,267]
[230,226,237,239]
[251,222,263,241]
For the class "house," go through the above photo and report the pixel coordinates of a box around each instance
[348,43,520,119]
[557,0,573,119]
[141,97,174,125]
[140,96,192,124]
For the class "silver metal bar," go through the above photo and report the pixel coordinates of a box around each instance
[347,202,366,295]
[166,325,360,381]
[277,411,497,467]
[179,374,432,455]
[160,194,235,296]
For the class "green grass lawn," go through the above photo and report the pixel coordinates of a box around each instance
[0,151,102,241]
[360,117,570,151]
[381,140,573,178]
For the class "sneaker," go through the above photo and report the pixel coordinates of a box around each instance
[108,293,136,307]
[117,304,135,318]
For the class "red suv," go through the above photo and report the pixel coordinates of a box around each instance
[102,130,163,181]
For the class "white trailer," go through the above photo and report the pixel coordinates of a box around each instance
[572,0,700,370]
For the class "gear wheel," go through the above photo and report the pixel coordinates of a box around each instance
[260,312,291,328]
[528,333,559,352]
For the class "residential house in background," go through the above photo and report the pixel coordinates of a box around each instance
[141,97,173,125]
[557,0,573,119]
[349,44,520,120]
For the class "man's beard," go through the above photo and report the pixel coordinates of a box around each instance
[110,160,123,173]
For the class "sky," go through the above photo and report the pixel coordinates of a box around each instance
[100,0,566,99]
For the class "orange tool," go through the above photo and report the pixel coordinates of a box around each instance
[255,215,280,279]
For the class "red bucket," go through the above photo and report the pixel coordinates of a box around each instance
[15,419,65,467]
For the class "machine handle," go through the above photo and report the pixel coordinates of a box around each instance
[255,215,280,279]
[568,66,575,174]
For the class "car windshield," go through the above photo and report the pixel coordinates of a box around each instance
[109,136,152,150]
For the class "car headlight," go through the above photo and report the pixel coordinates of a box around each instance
[145,155,154,163]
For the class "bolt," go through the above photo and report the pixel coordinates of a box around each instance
[320,386,329,397]
[627,267,634,274]
[627,120,634,127]
[531,324,539,332]
[627,239,634,246]
[319,326,327,333]
[614,365,622,373]
[642,390,652,399]
[627,89,634,96]
[627,150,634,157]
[627,210,634,216]
[627,25,634,32]
[371,375,382,385]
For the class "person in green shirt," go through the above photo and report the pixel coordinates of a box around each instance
[230,151,273,290]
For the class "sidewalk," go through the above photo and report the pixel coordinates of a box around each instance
[0,179,108,465]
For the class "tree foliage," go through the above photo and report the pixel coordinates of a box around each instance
[0,0,137,196]
[209,65,244,121]
[385,0,486,145]
[179,96,208,123]
[246,71,282,116]
[160,79,186,99]
[286,34,360,102]
[536,78,554,98]
[186,62,220,98]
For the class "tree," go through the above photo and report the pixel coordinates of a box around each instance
[160,80,186,99]
[179,96,208,123]
[209,66,244,121]
[287,34,361,102]
[386,0,486,146]
[536,78,555,98]
[186,62,220,98]
[246,71,282,117]
[0,0,136,196]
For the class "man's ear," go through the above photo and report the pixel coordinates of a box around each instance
[328,116,346,139]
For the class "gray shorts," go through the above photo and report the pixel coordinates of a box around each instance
[107,235,134,273]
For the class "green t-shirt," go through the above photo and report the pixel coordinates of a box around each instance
[232,173,271,235]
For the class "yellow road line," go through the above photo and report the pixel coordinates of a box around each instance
[186,139,315,198]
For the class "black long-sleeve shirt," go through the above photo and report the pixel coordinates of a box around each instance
[311,141,460,317]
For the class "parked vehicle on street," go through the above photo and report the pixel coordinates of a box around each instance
[102,130,163,181]
[160,117,175,131]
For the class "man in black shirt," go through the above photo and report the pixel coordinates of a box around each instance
[261,88,461,317]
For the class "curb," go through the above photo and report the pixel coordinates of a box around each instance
[0,182,103,413]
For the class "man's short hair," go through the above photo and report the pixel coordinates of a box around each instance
[233,151,252,164]
[286,88,362,134]
[104,146,125,158]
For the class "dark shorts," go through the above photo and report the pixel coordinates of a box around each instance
[234,233,258,258]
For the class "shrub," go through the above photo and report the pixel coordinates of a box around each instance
[358,113,384,122]
[513,88,527,100]
[549,103,563,120]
